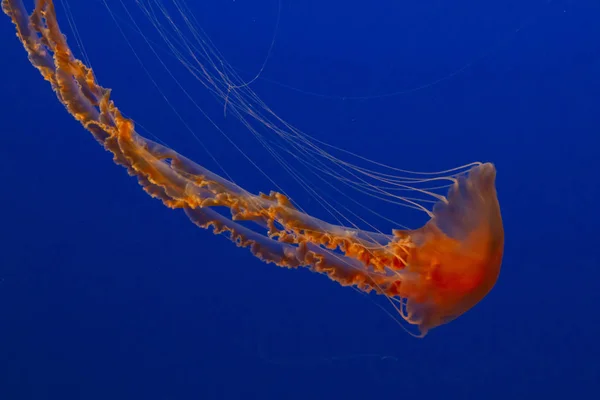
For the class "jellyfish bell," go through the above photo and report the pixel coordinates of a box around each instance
[394,162,504,334]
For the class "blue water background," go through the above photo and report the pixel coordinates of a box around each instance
[1,0,599,398]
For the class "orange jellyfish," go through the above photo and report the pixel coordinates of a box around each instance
[2,0,504,336]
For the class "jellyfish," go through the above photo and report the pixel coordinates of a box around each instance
[2,0,504,336]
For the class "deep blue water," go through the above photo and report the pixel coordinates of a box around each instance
[1,0,599,398]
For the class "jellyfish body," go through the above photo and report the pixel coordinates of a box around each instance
[2,0,504,335]
[398,164,504,333]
